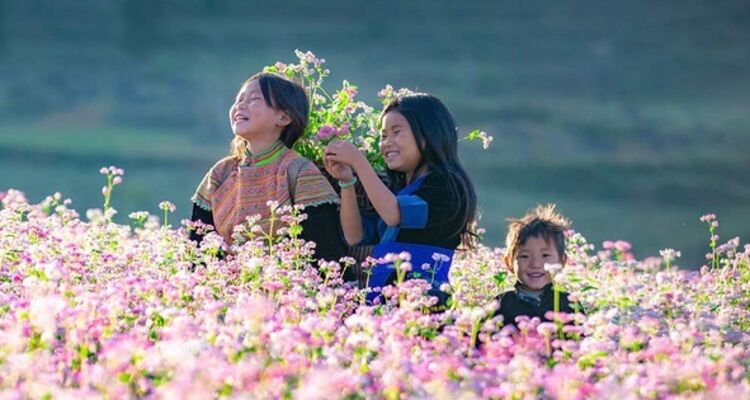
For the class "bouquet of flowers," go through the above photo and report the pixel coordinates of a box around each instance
[263,50,493,171]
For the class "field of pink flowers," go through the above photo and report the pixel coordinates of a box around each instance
[1,169,749,399]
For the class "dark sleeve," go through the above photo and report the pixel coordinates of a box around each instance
[300,203,348,264]
[396,170,465,248]
[189,203,214,244]
[358,208,381,246]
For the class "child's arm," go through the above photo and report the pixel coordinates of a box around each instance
[325,140,401,227]
[323,156,365,245]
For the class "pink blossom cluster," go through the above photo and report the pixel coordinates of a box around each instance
[316,123,351,141]
[0,190,749,398]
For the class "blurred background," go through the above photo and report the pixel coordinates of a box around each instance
[0,0,748,268]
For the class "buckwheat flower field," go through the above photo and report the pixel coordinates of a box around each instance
[0,170,748,399]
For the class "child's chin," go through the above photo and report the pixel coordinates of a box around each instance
[384,160,399,170]
[234,132,253,141]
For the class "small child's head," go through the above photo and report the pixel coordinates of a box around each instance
[504,204,571,290]
[230,72,309,157]
[381,93,478,247]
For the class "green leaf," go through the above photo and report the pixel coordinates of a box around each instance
[493,271,507,286]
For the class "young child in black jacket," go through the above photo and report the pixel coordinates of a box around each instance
[496,204,576,327]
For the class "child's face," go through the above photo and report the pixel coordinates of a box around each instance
[513,235,562,290]
[380,111,422,175]
[229,79,285,142]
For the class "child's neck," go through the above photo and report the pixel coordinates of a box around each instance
[245,135,282,156]
[405,165,429,185]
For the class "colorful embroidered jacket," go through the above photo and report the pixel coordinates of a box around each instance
[190,141,346,261]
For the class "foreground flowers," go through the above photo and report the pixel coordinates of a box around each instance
[0,188,749,398]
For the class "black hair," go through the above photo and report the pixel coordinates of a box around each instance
[505,204,571,265]
[382,93,478,247]
[246,72,309,148]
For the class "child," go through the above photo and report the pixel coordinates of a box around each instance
[496,204,576,326]
[323,93,478,301]
[190,72,346,262]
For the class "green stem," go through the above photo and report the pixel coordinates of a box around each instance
[361,270,372,306]
[554,282,562,338]
[103,175,113,212]
[267,207,276,256]
[395,260,406,306]
[469,317,481,351]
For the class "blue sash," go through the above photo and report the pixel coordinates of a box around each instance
[368,242,454,289]
[365,173,455,303]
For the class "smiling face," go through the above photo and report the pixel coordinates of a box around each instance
[380,111,423,176]
[513,235,562,290]
[229,79,286,142]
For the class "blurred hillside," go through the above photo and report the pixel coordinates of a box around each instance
[1,0,748,267]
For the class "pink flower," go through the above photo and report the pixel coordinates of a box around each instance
[614,240,632,252]
[316,125,337,141]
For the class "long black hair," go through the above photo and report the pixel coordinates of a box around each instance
[382,93,479,248]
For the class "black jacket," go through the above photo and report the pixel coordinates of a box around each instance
[495,283,576,327]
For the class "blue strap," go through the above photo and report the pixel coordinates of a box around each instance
[376,174,430,243]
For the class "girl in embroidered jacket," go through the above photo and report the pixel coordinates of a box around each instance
[324,93,478,302]
[190,72,346,261]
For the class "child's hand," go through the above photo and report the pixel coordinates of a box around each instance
[324,157,354,182]
[325,140,367,171]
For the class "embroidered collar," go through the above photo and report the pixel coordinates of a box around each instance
[241,141,287,166]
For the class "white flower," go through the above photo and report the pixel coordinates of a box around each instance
[659,248,681,262]
[129,211,150,220]
[29,296,66,336]
[159,201,176,212]
[544,263,563,276]
[478,131,494,149]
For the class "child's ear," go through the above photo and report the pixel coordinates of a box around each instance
[276,112,291,127]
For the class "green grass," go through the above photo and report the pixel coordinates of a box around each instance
[0,124,225,163]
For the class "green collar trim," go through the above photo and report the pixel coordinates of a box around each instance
[242,141,287,166]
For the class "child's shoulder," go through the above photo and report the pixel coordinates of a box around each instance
[206,156,239,176]
[493,289,523,319]
[494,289,518,308]
[212,155,239,168]
[423,168,465,190]
[497,288,521,303]
[425,167,451,181]
[284,151,324,175]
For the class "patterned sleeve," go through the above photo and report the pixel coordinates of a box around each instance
[191,158,234,211]
[292,161,340,207]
